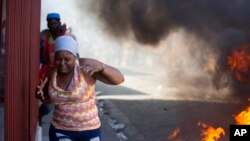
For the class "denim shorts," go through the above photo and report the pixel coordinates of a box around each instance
[49,124,102,141]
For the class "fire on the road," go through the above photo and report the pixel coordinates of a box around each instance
[167,43,250,140]
[198,122,225,141]
[234,107,250,125]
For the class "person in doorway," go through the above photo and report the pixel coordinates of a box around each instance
[40,12,76,80]
[36,36,124,141]
[39,12,77,125]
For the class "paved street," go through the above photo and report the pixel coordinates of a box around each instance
[94,67,248,141]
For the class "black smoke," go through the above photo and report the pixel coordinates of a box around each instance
[87,0,250,47]
[76,0,250,101]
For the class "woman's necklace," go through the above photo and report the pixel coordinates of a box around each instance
[57,71,74,91]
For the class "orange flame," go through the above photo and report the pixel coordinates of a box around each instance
[198,122,225,141]
[167,128,181,140]
[227,44,250,82]
[234,107,250,125]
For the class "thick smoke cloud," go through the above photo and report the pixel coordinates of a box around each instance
[82,0,250,101]
[88,0,250,47]
[73,0,250,102]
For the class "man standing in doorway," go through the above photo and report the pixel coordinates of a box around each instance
[40,13,76,80]
[39,12,76,125]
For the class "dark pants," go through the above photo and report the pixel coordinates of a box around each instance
[38,103,54,126]
[49,124,102,141]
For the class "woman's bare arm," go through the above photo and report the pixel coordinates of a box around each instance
[79,58,124,85]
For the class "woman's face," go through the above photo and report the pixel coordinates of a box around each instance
[54,51,76,74]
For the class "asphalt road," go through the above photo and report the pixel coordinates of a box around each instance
[95,67,249,141]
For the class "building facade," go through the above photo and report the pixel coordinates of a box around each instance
[1,0,41,140]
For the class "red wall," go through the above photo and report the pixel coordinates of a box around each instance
[0,0,2,56]
[4,0,41,140]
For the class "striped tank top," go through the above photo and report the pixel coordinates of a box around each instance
[48,60,101,131]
